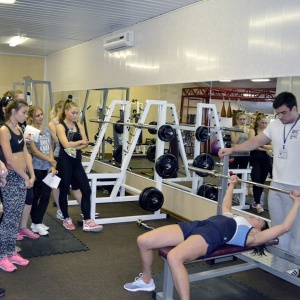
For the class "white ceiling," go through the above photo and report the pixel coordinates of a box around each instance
[0,0,202,56]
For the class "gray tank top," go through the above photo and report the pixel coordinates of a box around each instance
[50,120,60,157]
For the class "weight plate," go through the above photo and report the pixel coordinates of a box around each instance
[114,120,124,134]
[192,153,215,177]
[146,145,156,162]
[157,125,175,142]
[148,121,157,135]
[113,145,123,163]
[195,126,210,142]
[139,187,164,212]
[155,154,179,178]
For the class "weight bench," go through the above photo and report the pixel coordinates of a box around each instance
[156,240,279,300]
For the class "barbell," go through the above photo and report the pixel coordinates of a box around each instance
[90,119,244,142]
[188,165,290,195]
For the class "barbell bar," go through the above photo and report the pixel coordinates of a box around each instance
[90,119,245,133]
[188,166,290,195]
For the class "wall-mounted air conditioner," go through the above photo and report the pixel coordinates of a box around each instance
[103,31,134,52]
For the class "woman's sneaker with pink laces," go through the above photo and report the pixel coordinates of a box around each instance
[8,252,29,266]
[0,257,17,272]
[63,218,75,230]
[83,220,103,232]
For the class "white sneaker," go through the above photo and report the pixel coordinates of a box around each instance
[286,268,299,277]
[31,224,49,236]
[31,223,49,231]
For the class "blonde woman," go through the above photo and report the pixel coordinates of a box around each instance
[56,100,102,232]
[229,112,250,174]
[248,114,272,214]
[48,101,81,220]
[27,106,57,235]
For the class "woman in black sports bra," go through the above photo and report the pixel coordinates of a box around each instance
[0,99,35,272]
[56,100,102,232]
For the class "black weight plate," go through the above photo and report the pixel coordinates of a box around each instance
[139,187,164,212]
[157,125,175,142]
[205,185,218,201]
[148,121,157,134]
[195,126,210,142]
[114,120,124,134]
[113,145,123,163]
[192,153,215,177]
[155,154,179,178]
[146,145,156,162]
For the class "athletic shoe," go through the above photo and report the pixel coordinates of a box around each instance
[8,252,29,266]
[41,223,49,231]
[16,232,24,241]
[256,204,264,214]
[286,268,299,277]
[63,218,75,230]
[0,287,5,298]
[83,220,103,232]
[0,257,17,272]
[31,224,49,236]
[251,201,257,208]
[31,223,49,231]
[18,228,40,239]
[124,273,155,292]
[56,209,64,221]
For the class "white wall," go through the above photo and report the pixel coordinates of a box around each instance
[46,0,300,92]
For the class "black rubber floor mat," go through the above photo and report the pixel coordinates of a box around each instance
[17,213,89,258]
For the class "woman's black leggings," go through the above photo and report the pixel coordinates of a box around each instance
[57,155,91,220]
[250,157,270,205]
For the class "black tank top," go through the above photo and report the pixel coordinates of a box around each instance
[4,124,24,153]
[59,121,82,159]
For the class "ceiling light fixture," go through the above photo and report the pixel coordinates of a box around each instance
[251,78,271,82]
[9,35,27,47]
[219,80,232,82]
[0,0,16,4]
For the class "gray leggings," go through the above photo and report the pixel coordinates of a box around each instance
[268,181,300,255]
[0,170,26,259]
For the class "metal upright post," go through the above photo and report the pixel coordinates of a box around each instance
[217,155,229,215]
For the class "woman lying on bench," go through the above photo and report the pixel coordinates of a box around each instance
[124,175,300,300]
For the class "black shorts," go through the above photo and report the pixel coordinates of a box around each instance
[178,220,223,257]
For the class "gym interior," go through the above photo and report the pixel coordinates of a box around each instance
[0,1,300,299]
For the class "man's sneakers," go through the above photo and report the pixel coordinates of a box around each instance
[286,268,300,277]
[83,220,103,232]
[124,273,155,292]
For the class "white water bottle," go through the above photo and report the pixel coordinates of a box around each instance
[67,127,74,141]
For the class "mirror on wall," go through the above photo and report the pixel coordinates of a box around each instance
[51,77,281,185]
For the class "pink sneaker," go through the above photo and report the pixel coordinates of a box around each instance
[18,228,40,239]
[83,219,103,232]
[8,252,29,266]
[0,257,17,272]
[16,232,24,241]
[63,218,75,230]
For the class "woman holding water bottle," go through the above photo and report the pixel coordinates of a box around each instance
[56,100,103,232]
